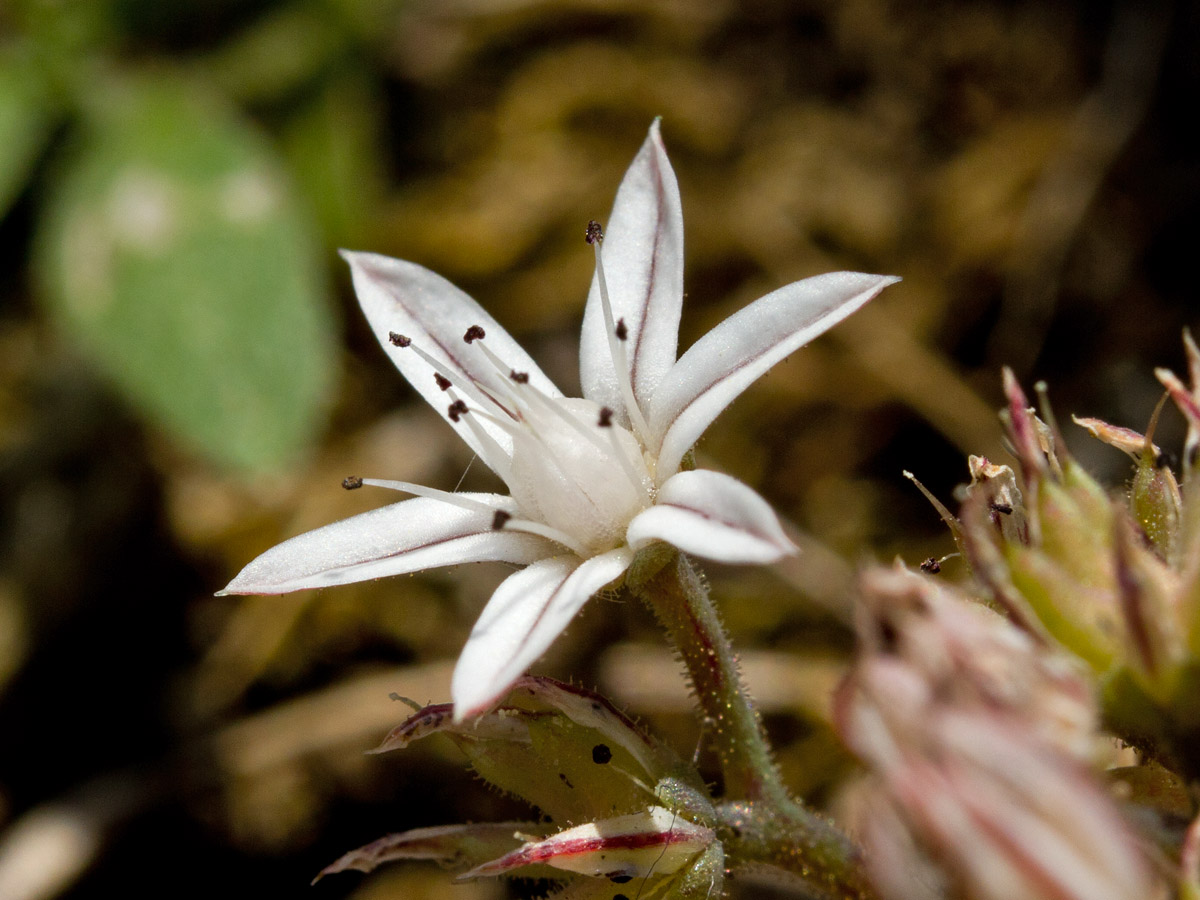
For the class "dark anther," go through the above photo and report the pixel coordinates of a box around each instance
[463,324,486,343]
[615,318,628,341]
[434,373,452,391]
[491,510,512,530]
[920,556,941,574]
[598,407,614,428]
[388,332,411,347]
[614,895,630,900]
[989,501,1014,516]
[591,743,612,765]
[342,475,364,490]
[585,220,604,244]
[608,874,633,884]
[447,399,469,422]
[1156,448,1179,471]
[510,370,530,384]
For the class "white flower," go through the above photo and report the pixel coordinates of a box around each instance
[221,121,898,718]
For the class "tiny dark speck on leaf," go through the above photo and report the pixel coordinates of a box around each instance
[592,743,612,764]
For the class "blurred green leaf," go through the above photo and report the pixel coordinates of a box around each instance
[34,73,337,473]
[197,0,352,104]
[0,46,56,218]
[281,69,387,246]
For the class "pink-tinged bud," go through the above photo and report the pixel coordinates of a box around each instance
[837,574,1164,900]
[461,806,716,881]
[1156,330,1200,482]
[1113,510,1184,694]
[852,567,1096,762]
[1001,367,1049,481]
[1131,451,1183,563]
[1182,808,1200,900]
[1074,401,1183,562]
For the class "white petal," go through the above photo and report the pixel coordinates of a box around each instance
[452,548,633,719]
[219,494,551,594]
[627,469,796,564]
[648,272,899,480]
[579,120,684,419]
[342,251,562,470]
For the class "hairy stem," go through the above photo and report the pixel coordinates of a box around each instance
[627,551,874,899]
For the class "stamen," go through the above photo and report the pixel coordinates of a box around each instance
[598,407,614,427]
[392,334,509,419]
[360,478,500,515]
[472,333,649,504]
[586,220,604,244]
[468,339,535,417]
[590,225,650,439]
[463,324,486,343]
[615,318,628,341]
[447,399,469,422]
[342,475,364,490]
[444,390,514,481]
[434,373,451,391]
[492,510,512,530]
[388,332,410,347]
[510,370,529,384]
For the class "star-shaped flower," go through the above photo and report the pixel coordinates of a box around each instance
[221,121,898,718]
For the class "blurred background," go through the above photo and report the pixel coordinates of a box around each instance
[0,0,1196,897]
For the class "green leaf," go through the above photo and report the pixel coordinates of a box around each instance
[280,69,387,246]
[0,46,57,218]
[35,73,337,473]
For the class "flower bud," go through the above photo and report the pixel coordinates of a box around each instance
[838,569,1163,900]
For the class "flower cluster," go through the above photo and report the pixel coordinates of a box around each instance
[846,336,1200,899]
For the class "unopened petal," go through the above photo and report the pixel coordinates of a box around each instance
[648,272,898,480]
[219,494,550,595]
[342,250,561,470]
[452,549,633,719]
[462,806,713,880]
[579,120,683,420]
[627,470,796,564]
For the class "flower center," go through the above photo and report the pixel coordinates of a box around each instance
[385,325,653,557]
[375,219,659,558]
[505,396,652,554]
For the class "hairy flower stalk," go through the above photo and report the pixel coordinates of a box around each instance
[628,553,875,900]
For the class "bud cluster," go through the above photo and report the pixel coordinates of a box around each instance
[840,332,1200,899]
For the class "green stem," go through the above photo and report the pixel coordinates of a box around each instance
[627,551,874,899]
